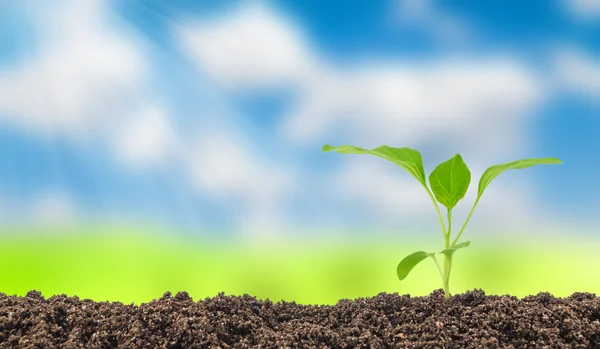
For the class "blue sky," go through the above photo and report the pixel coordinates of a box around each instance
[0,0,598,241]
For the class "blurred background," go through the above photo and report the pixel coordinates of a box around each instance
[0,0,598,305]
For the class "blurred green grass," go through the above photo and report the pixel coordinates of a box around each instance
[0,225,598,306]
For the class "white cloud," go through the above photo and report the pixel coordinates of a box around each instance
[175,3,305,235]
[0,0,190,228]
[0,1,560,238]
[0,1,183,171]
[0,0,146,138]
[565,0,600,20]
[0,0,298,239]
[283,58,544,150]
[554,47,600,100]
[189,129,289,203]
[393,0,472,43]
[0,189,78,227]
[111,105,177,168]
[176,2,544,154]
[234,205,289,245]
[0,1,187,174]
[29,189,78,226]
[176,1,557,235]
[333,159,432,219]
[185,126,293,236]
[177,2,318,90]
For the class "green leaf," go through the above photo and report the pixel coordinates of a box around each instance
[397,251,433,281]
[323,144,427,186]
[429,154,471,210]
[477,158,563,201]
[439,241,471,258]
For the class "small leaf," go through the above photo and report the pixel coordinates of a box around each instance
[397,251,433,281]
[429,154,471,210]
[323,144,427,186]
[478,158,563,201]
[439,241,471,258]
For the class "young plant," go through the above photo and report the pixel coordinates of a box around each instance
[322,144,562,299]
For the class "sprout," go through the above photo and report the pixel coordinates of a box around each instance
[323,144,562,299]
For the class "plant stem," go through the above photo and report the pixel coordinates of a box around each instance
[423,184,447,238]
[431,254,444,285]
[442,208,452,299]
[451,197,480,247]
[422,183,452,298]
[443,254,452,299]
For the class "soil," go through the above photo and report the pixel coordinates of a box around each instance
[1,288,599,348]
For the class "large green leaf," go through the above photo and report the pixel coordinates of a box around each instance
[439,241,471,258]
[429,154,471,210]
[322,144,427,186]
[477,158,563,200]
[397,251,433,281]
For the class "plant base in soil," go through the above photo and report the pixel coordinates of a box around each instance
[1,289,599,348]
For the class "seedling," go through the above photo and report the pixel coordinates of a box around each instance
[322,144,562,299]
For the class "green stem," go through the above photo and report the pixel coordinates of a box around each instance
[443,254,452,299]
[422,183,452,298]
[442,208,452,299]
[430,254,444,285]
[422,185,447,238]
[451,197,480,247]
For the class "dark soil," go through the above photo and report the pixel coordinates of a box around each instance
[1,289,599,348]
